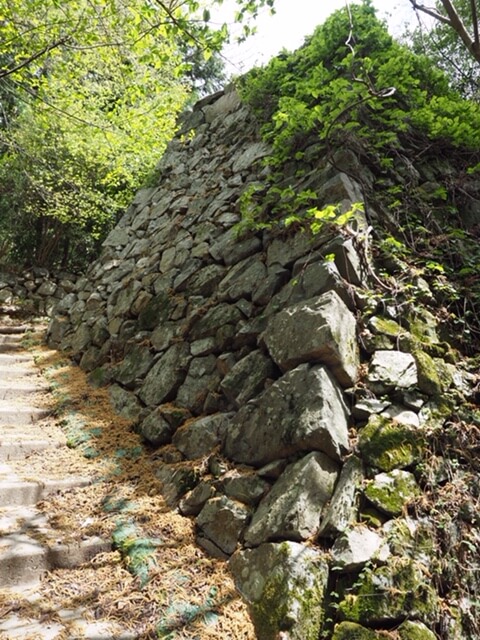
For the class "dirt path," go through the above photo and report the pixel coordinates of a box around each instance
[0,314,254,640]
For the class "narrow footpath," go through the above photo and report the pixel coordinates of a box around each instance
[0,314,254,640]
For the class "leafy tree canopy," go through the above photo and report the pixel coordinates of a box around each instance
[0,0,274,269]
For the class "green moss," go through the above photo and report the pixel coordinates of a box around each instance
[252,571,289,640]
[398,620,437,640]
[364,470,420,516]
[332,621,379,639]
[413,349,445,396]
[338,558,439,625]
[407,309,439,345]
[251,543,327,640]
[358,414,423,472]
[358,506,387,528]
[369,316,405,338]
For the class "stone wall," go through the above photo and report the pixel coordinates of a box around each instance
[0,268,77,316]
[47,86,477,639]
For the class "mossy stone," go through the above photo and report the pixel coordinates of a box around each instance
[358,414,422,472]
[87,365,113,388]
[408,309,439,345]
[332,621,379,639]
[338,558,439,625]
[413,349,444,396]
[138,292,171,330]
[230,541,328,640]
[364,470,420,516]
[398,620,437,640]
[369,315,404,338]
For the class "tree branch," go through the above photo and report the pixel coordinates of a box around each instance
[408,0,452,25]
[440,0,480,62]
[0,36,69,79]
[471,0,480,54]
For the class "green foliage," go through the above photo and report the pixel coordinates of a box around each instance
[408,0,480,100]
[0,0,270,269]
[235,1,480,235]
[0,0,195,269]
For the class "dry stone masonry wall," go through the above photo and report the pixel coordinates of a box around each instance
[47,87,477,640]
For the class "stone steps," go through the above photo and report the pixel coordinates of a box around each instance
[0,319,136,639]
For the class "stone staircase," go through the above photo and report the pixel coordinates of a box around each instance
[0,322,135,639]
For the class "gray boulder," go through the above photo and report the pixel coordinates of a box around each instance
[331,525,390,572]
[229,541,329,640]
[368,350,417,393]
[318,456,364,537]
[263,290,359,386]
[196,496,251,558]
[172,413,231,459]
[138,343,190,406]
[244,452,339,546]
[220,350,276,407]
[223,364,350,465]
[175,355,221,414]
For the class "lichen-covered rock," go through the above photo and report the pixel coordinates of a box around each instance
[331,622,380,639]
[156,462,200,507]
[220,350,276,407]
[229,541,329,640]
[221,472,269,505]
[367,350,417,393]
[138,343,190,406]
[331,525,390,572]
[244,452,339,546]
[318,456,364,537]
[112,344,154,388]
[108,384,144,421]
[358,414,423,472]
[263,290,359,386]
[196,496,251,557]
[338,558,439,625]
[223,364,350,465]
[178,480,216,516]
[175,355,220,414]
[398,620,437,640]
[364,470,420,516]
[172,413,231,459]
[138,407,176,446]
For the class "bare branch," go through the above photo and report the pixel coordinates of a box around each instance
[408,0,452,25]
[471,0,480,54]
[440,0,480,62]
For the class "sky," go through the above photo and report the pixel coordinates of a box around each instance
[213,0,426,74]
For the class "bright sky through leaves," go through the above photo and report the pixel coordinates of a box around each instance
[216,0,421,73]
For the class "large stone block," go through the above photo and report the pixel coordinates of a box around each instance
[138,343,190,406]
[244,452,339,546]
[223,364,350,465]
[229,541,329,640]
[196,496,251,557]
[263,290,359,387]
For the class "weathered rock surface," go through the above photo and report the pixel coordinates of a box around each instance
[331,525,390,572]
[263,290,359,386]
[229,541,329,640]
[223,364,350,465]
[367,350,418,393]
[318,456,364,537]
[196,496,251,558]
[244,452,339,546]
